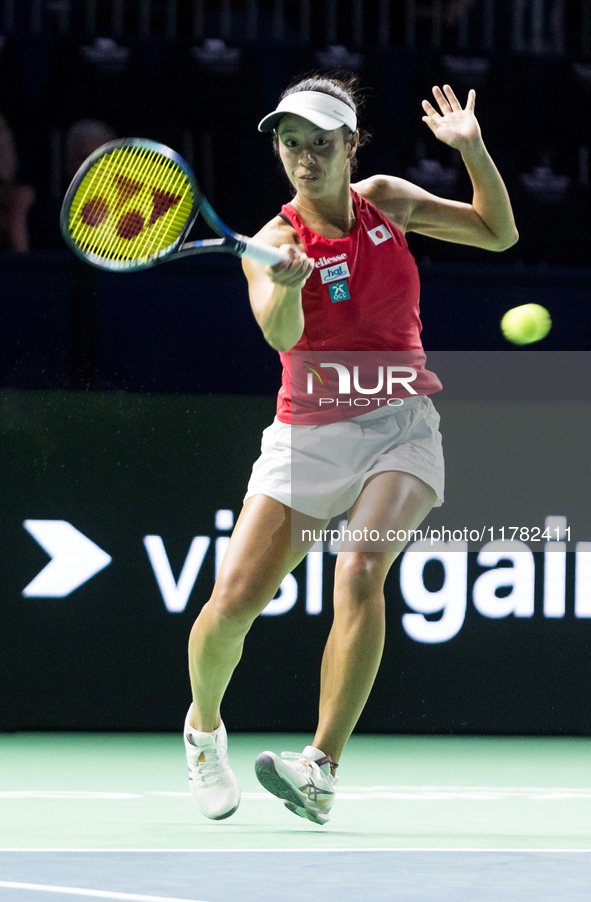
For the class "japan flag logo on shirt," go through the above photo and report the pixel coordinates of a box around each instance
[368,225,392,246]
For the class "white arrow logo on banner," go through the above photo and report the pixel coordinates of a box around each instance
[22,520,112,598]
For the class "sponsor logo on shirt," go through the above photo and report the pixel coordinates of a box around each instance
[319,262,350,284]
[368,225,392,246]
[329,281,350,302]
[315,253,348,268]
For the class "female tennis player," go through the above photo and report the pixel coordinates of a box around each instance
[184,75,518,824]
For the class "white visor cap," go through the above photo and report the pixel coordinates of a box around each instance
[258,90,357,134]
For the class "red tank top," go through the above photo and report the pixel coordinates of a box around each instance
[277,188,441,424]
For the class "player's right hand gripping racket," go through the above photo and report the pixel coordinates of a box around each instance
[60,138,288,271]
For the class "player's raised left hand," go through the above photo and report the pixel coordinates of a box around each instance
[421,85,482,152]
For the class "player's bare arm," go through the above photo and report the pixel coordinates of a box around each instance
[242,216,314,352]
[354,85,518,252]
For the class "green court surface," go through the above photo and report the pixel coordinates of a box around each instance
[0,732,590,851]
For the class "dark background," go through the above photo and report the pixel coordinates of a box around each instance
[2,387,590,734]
[1,0,590,734]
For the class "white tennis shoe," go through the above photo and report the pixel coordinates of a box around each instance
[184,706,241,820]
[255,745,337,825]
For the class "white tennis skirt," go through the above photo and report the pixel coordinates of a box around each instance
[244,395,444,519]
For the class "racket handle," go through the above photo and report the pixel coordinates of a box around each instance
[237,236,290,266]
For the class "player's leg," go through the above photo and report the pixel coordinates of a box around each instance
[189,493,328,731]
[255,471,436,826]
[186,493,328,820]
[312,470,437,764]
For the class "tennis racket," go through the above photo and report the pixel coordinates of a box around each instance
[60,138,288,271]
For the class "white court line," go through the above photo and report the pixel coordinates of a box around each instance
[0,848,589,854]
[3,786,591,801]
[0,882,209,902]
[0,793,142,800]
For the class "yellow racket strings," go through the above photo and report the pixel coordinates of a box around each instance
[73,145,193,262]
[68,145,195,265]
[69,144,150,260]
[70,145,190,262]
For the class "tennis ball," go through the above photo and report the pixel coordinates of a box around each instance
[500,304,551,345]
